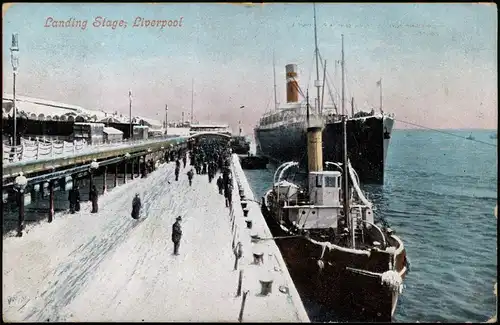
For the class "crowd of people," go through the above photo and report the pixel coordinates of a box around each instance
[67,137,236,258]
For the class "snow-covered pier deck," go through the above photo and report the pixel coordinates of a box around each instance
[3,157,309,322]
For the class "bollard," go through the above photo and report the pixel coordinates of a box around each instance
[236,269,244,296]
[241,201,248,209]
[238,290,250,323]
[253,244,265,265]
[243,208,249,217]
[245,219,253,229]
[250,230,261,243]
[259,273,274,296]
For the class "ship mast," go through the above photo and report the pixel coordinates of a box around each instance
[313,3,321,116]
[341,35,345,116]
[273,50,278,111]
[340,34,352,248]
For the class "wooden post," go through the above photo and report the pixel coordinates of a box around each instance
[238,290,249,323]
[103,166,108,193]
[17,189,25,237]
[137,157,141,176]
[114,163,118,188]
[48,181,54,223]
[236,269,244,296]
[131,159,135,180]
[89,170,94,201]
[124,160,128,184]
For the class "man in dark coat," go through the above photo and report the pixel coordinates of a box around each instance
[202,161,207,175]
[172,216,183,255]
[131,193,141,219]
[175,165,180,181]
[175,159,181,169]
[224,182,233,208]
[187,168,194,186]
[89,185,99,213]
[182,155,187,168]
[74,185,81,212]
[216,175,224,195]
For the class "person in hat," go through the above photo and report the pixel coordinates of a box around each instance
[172,216,183,255]
[187,168,194,186]
[131,193,142,219]
[175,164,180,181]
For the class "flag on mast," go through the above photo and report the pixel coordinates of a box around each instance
[129,90,132,101]
[376,79,382,87]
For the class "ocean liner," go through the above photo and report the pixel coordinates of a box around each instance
[260,54,408,320]
[254,5,394,184]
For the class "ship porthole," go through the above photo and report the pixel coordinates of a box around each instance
[312,211,316,215]
[302,211,306,214]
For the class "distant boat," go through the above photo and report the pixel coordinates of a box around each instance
[489,133,496,139]
[466,134,475,140]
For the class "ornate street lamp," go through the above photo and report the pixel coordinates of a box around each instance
[10,33,20,147]
[14,172,27,237]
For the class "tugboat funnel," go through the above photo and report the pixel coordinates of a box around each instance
[307,126,323,172]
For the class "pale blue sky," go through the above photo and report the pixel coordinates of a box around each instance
[2,3,497,131]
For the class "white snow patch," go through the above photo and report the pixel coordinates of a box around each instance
[381,270,403,294]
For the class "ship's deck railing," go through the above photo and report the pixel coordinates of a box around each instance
[2,135,185,165]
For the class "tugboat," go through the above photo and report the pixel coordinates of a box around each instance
[260,35,408,322]
[230,135,251,155]
[466,134,475,141]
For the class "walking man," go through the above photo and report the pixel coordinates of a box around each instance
[187,168,194,186]
[217,175,224,195]
[175,165,180,181]
[172,216,183,255]
[131,193,142,219]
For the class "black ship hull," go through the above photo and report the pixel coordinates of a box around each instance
[254,115,394,184]
[261,202,404,322]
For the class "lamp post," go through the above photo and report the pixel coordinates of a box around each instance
[10,33,19,147]
[89,160,99,201]
[14,172,27,237]
[239,106,245,136]
[129,90,133,140]
[124,153,130,184]
[165,104,168,136]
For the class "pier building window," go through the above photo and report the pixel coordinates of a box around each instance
[316,175,323,187]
